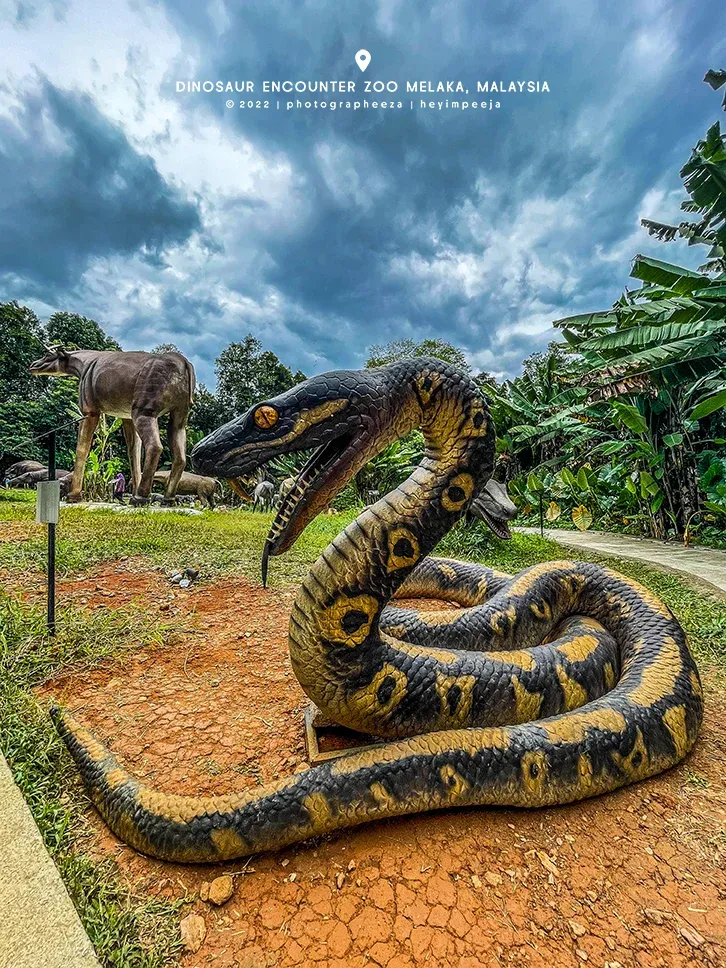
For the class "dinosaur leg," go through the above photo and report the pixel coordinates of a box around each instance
[122,420,142,494]
[164,410,188,503]
[66,414,99,503]
[132,414,163,502]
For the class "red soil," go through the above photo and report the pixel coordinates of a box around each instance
[24,561,726,968]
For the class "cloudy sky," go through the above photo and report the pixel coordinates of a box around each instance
[1,0,724,386]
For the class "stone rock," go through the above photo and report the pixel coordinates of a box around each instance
[208,874,235,906]
[180,912,206,952]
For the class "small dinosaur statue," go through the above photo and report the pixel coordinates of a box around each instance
[152,470,221,508]
[30,346,195,504]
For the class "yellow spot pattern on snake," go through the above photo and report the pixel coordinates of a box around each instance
[520,750,548,803]
[690,671,703,699]
[419,609,468,626]
[439,764,469,800]
[386,527,421,572]
[506,561,571,598]
[556,664,588,710]
[317,593,380,647]
[627,637,682,706]
[512,676,542,722]
[351,663,407,718]
[611,728,649,779]
[104,768,128,790]
[382,632,459,665]
[441,473,475,511]
[542,708,626,744]
[435,672,475,727]
[304,792,333,832]
[577,753,595,793]
[490,605,517,636]
[211,829,248,858]
[529,599,552,621]
[331,726,511,776]
[663,705,689,759]
[609,571,673,620]
[557,634,599,663]
[604,662,616,690]
[492,648,537,671]
[369,782,395,808]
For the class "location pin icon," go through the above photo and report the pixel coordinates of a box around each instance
[355,49,371,72]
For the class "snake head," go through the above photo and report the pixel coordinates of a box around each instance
[192,368,412,580]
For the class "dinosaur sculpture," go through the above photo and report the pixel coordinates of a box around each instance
[8,468,71,489]
[152,470,221,509]
[468,478,518,537]
[276,476,296,506]
[252,480,275,511]
[30,347,195,504]
[3,460,45,481]
[53,360,701,862]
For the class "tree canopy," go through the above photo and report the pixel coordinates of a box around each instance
[366,337,471,372]
[215,336,306,420]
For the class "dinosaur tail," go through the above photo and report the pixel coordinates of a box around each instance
[184,357,196,406]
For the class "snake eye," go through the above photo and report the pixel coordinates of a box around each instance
[254,405,279,429]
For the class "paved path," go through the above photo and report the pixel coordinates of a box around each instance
[517,527,726,596]
[0,753,100,968]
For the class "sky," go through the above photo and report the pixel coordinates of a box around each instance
[0,0,725,388]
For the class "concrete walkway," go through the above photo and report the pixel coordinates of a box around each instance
[0,753,100,968]
[517,527,726,596]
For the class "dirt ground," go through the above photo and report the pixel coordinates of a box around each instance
[20,560,726,968]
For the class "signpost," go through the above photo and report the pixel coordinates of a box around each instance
[35,431,59,635]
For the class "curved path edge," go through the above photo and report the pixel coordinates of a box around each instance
[516,527,726,598]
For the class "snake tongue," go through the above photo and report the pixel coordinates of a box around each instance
[261,539,271,588]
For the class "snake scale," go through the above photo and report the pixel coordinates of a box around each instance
[52,359,703,862]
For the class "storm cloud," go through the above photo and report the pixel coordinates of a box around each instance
[0,0,723,383]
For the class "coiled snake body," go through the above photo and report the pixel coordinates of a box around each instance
[53,359,703,862]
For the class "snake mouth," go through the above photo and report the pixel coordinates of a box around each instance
[262,430,356,584]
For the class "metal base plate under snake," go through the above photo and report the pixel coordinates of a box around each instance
[304,702,383,764]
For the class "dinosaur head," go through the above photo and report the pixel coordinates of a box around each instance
[467,478,518,539]
[191,367,414,573]
[29,345,72,376]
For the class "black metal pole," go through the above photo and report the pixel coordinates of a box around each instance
[47,430,56,636]
[539,493,544,538]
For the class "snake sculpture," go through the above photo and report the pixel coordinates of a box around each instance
[52,359,703,862]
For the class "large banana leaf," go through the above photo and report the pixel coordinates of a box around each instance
[630,255,709,293]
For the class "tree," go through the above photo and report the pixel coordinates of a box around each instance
[0,303,127,468]
[640,70,726,274]
[551,72,726,535]
[366,338,471,373]
[45,311,121,351]
[215,336,305,419]
[188,383,227,441]
[0,301,45,395]
[0,303,85,467]
[151,343,181,355]
[475,370,500,392]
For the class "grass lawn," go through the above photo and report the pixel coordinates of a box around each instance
[1,490,724,966]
